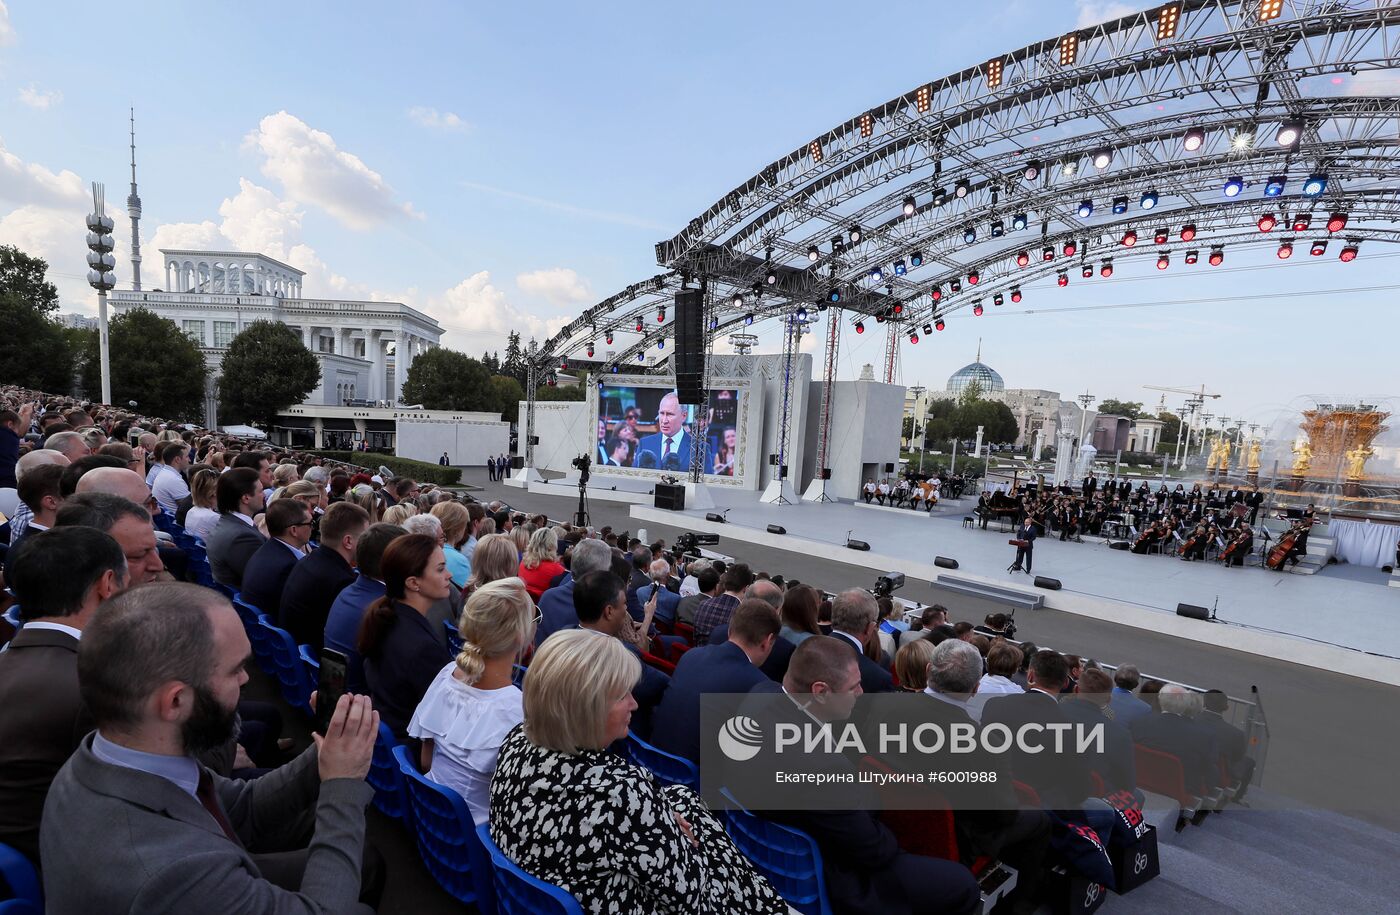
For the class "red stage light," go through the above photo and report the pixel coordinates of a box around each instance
[1082,264,1093,278]
[1310,240,1327,257]
[855,321,865,334]
[1063,240,1077,256]
[1121,230,1137,247]
[586,345,594,357]
[1157,253,1170,270]
[967,271,980,285]
[1327,212,1348,233]
[935,318,946,331]
[1257,213,1277,232]
[893,302,903,314]
[657,311,666,323]
[1181,223,1197,241]
[931,286,943,301]
[1339,243,1359,262]
[1010,288,1022,303]
[1184,249,1199,264]
[1292,214,1311,232]
[1042,246,1054,261]
[950,279,962,293]
[1057,272,1069,287]
[1154,228,1168,245]
[973,303,984,316]
[993,292,1003,306]
[1100,261,1113,277]
[1208,248,1224,266]
[1016,251,1030,267]
[1277,240,1293,259]
[635,319,644,331]
[910,333,919,344]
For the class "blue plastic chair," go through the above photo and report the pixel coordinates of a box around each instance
[392,744,496,912]
[255,617,315,715]
[620,731,699,791]
[444,619,463,653]
[0,841,41,913]
[511,664,527,688]
[1,605,21,631]
[723,795,832,915]
[367,722,408,820]
[475,823,583,915]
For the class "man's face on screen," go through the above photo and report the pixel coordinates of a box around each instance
[658,396,684,436]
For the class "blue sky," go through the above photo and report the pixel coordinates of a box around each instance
[0,0,1396,428]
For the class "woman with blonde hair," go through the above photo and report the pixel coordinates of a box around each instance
[489,629,787,914]
[461,533,518,598]
[383,503,418,526]
[350,486,382,523]
[184,469,221,541]
[893,638,937,692]
[407,577,536,826]
[509,525,529,557]
[270,462,300,496]
[431,501,472,589]
[517,527,565,602]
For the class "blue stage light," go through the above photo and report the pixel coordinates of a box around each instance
[1112,196,1128,214]
[1011,212,1028,231]
[1223,176,1244,198]
[909,251,923,267]
[1140,190,1159,210]
[893,259,907,276]
[963,225,977,244]
[1077,199,1093,218]
[1263,175,1286,197]
[1302,174,1327,196]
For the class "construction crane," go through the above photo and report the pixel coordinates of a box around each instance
[1143,384,1221,469]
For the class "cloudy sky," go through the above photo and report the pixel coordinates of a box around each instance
[1,0,1395,427]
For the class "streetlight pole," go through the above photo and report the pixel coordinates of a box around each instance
[1076,392,1095,472]
[85,183,117,404]
[908,385,926,474]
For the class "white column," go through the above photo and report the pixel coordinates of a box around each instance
[368,331,385,402]
[393,331,407,404]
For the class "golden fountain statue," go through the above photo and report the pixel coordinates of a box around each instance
[1247,440,1262,474]
[1345,445,1375,480]
[1291,439,1312,476]
[1295,404,1389,480]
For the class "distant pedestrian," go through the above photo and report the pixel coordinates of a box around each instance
[487,456,496,481]
[439,452,450,467]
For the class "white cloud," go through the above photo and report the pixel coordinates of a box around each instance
[515,267,593,306]
[434,271,571,351]
[407,106,468,132]
[0,136,86,209]
[243,111,421,230]
[0,2,16,47]
[18,84,61,110]
[1074,0,1137,27]
[0,204,92,304]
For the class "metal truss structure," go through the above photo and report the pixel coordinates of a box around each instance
[525,0,1400,466]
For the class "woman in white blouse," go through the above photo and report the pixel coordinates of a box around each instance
[183,469,220,542]
[407,576,536,825]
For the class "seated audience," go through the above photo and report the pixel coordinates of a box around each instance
[324,522,407,656]
[205,467,267,587]
[1061,668,1137,794]
[1130,684,1220,794]
[402,513,465,650]
[460,532,519,599]
[693,561,752,645]
[10,461,64,553]
[828,589,895,693]
[635,557,681,625]
[517,527,566,602]
[408,577,534,826]
[706,580,793,681]
[572,569,669,739]
[899,605,949,645]
[535,537,612,646]
[55,493,168,585]
[892,637,936,692]
[238,498,312,617]
[488,629,789,914]
[150,440,191,515]
[967,640,1024,718]
[430,501,473,589]
[677,565,720,626]
[1109,664,1152,726]
[280,501,370,650]
[41,582,383,913]
[7,449,72,542]
[1201,689,1254,797]
[183,469,221,542]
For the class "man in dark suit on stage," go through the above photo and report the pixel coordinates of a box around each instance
[1010,517,1038,574]
[1082,473,1097,499]
[827,589,894,693]
[632,391,692,471]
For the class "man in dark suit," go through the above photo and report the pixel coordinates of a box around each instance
[1061,668,1137,795]
[204,468,267,588]
[705,579,794,682]
[636,558,682,626]
[0,527,128,867]
[280,502,370,650]
[827,589,894,693]
[632,391,692,471]
[1200,689,1254,798]
[534,538,613,647]
[1131,685,1220,796]
[1082,473,1097,499]
[650,598,781,763]
[575,570,670,741]
[41,581,383,913]
[1010,517,1038,574]
[238,499,312,618]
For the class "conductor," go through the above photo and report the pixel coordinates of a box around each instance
[1009,518,1038,575]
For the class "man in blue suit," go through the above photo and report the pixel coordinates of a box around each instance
[635,557,681,626]
[239,499,312,618]
[324,522,406,656]
[534,538,613,647]
[650,598,781,763]
[827,589,895,694]
[574,569,669,741]
[632,392,692,471]
[1109,663,1152,727]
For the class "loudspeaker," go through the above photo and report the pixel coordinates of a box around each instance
[1176,603,1211,621]
[705,512,727,523]
[846,539,871,551]
[673,288,705,404]
[934,556,959,570]
[1108,541,1131,551]
[1034,576,1062,590]
[529,436,540,445]
[653,483,685,511]
[509,455,524,470]
[767,524,787,535]
[777,465,787,479]
[883,462,895,473]
[821,468,831,480]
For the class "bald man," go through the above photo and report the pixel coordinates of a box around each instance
[8,450,72,541]
[74,468,177,581]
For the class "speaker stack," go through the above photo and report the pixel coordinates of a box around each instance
[653,483,685,511]
[673,288,705,405]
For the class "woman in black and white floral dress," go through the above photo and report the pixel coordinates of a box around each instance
[489,628,790,915]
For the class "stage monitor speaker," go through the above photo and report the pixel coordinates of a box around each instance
[883,462,895,473]
[673,288,705,404]
[509,456,524,470]
[1176,602,1211,621]
[1108,541,1131,551]
[846,538,871,551]
[1034,576,1062,590]
[821,468,832,480]
[934,556,959,570]
[705,512,727,523]
[529,436,540,445]
[767,524,787,535]
[653,483,685,511]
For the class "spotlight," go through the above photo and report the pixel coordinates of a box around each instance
[973,302,984,316]
[1042,246,1054,261]
[1081,264,1093,278]
[1063,239,1077,256]
[963,225,977,244]
[657,308,666,322]
[611,364,619,373]
[916,84,932,113]
[657,339,665,349]
[637,353,645,362]
[1154,228,1169,245]
[955,180,971,199]
[1339,241,1359,262]
[1010,287,1023,303]
[1112,196,1129,214]
[903,196,917,216]
[910,332,919,344]
[1263,175,1286,197]
[1057,271,1069,287]
[875,314,885,324]
[1059,33,1079,66]
[935,318,946,331]
[1012,212,1028,231]
[910,251,923,267]
[1208,247,1225,266]
[1258,0,1283,22]
[1182,125,1205,151]
[765,269,778,285]
[1077,199,1094,218]
[1184,249,1199,264]
[1291,213,1311,232]
[809,139,824,163]
[1326,212,1348,233]
[1157,3,1182,40]
[1157,252,1170,270]
[635,318,644,332]
[1016,250,1030,267]
[1091,147,1113,170]
[993,292,1004,306]
[1140,190,1159,210]
[1277,239,1294,259]
[828,287,842,303]
[1223,176,1244,197]
[1024,161,1042,181]
[1121,229,1138,247]
[808,244,820,262]
[1257,213,1278,232]
[586,344,594,357]
[832,235,845,252]
[855,321,865,334]
[1062,160,1078,177]
[932,187,948,206]
[990,220,1005,238]
[986,57,1004,90]
[1275,119,1303,147]
[967,270,980,285]
[893,259,907,276]
[744,312,754,325]
[1310,239,1327,256]
[1181,223,1197,241]
[922,323,933,335]
[795,306,809,320]
[850,224,863,244]
[859,113,873,138]
[732,294,743,308]
[870,266,884,281]
[709,316,719,329]
[605,331,614,344]
[1231,127,1253,149]
[1302,174,1328,196]
[949,278,962,293]
[892,302,903,315]
[931,285,942,301]
[1099,260,1113,277]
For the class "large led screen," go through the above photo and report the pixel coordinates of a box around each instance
[595,386,742,476]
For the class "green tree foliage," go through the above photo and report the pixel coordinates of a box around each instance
[909,395,1016,447]
[400,346,493,411]
[957,379,984,409]
[489,375,525,420]
[481,350,501,375]
[533,383,586,402]
[0,245,75,392]
[78,307,206,419]
[1096,398,1144,419]
[217,320,321,428]
[500,331,528,386]
[1156,411,1182,451]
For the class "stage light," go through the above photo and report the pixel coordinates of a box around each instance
[922,323,933,335]
[875,314,885,324]
[1302,174,1327,196]
[657,339,665,349]
[1339,241,1359,262]
[1059,33,1079,66]
[808,244,820,262]
[1112,196,1128,214]
[1100,260,1113,277]
[993,292,1004,306]
[796,306,808,320]
[611,364,619,373]
[1010,287,1022,302]
[1275,119,1303,147]
[916,84,932,113]
[605,331,614,344]
[910,251,925,269]
[1042,246,1055,261]
[1157,3,1181,39]
[1291,213,1311,232]
[955,180,971,199]
[931,285,942,301]
[1182,125,1204,151]
[1062,161,1078,178]
[949,278,962,293]
[1310,239,1327,257]
[828,286,842,303]
[1154,228,1168,245]
[990,220,1005,238]
[1181,223,1197,241]
[1140,190,1159,210]
[893,259,907,276]
[635,318,644,332]
[1277,239,1294,259]
[854,320,865,333]
[1184,249,1199,264]
[1063,239,1077,256]
[1257,213,1277,232]
[1012,212,1029,231]
[1264,175,1286,197]
[709,316,720,329]
[1016,250,1030,267]
[560,360,568,371]
[1057,271,1068,287]
[657,308,666,322]
[967,270,980,285]
[935,318,946,331]
[902,196,917,216]
[744,312,754,325]
[932,187,948,206]
[832,234,845,252]
[1327,212,1348,233]
[963,225,977,244]
[1209,247,1225,266]
[809,140,823,163]
[986,57,1003,90]
[1258,0,1283,22]
[1081,264,1093,278]
[586,344,594,357]
[892,302,903,315]
[1223,175,1244,197]
[765,269,778,285]
[1231,128,1253,149]
[1024,161,1042,181]
[859,113,874,138]
[909,332,919,344]
[1077,199,1094,218]
[1091,147,1113,170]
[637,353,645,362]
[850,224,863,244]
[1121,229,1138,247]
[1157,252,1170,270]
[974,301,985,316]
[870,266,884,281]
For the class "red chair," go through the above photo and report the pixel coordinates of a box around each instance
[1133,744,1198,807]
[666,640,692,664]
[641,652,675,675]
[674,621,696,645]
[1012,780,1041,807]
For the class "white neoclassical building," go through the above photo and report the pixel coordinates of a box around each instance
[110,249,443,427]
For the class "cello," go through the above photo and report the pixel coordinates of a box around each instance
[1266,524,1302,571]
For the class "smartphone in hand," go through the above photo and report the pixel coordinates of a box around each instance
[314,648,350,736]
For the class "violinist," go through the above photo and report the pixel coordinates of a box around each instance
[1132,519,1166,554]
[1179,522,1211,561]
[1220,524,1253,567]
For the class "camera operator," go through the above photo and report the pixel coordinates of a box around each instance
[973,611,1016,641]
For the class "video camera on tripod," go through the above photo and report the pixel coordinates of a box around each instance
[571,453,591,484]
[673,531,721,559]
[871,571,906,598]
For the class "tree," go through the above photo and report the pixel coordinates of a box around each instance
[500,331,528,387]
[957,379,984,409]
[481,350,501,375]
[400,346,493,412]
[951,399,1018,444]
[1097,398,1144,419]
[0,245,75,393]
[78,307,206,419]
[217,320,321,429]
[487,375,525,420]
[533,383,586,403]
[1156,411,1182,451]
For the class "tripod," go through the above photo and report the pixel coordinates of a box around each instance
[574,476,590,528]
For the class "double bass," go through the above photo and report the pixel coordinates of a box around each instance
[1179,526,1208,558]
[1266,524,1303,571]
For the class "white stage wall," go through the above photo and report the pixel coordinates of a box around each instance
[395,411,510,466]
[520,400,592,473]
[801,379,906,497]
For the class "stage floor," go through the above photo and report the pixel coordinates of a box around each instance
[629,492,1400,685]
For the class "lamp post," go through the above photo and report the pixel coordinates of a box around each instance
[86,183,117,405]
[1075,391,1094,471]
[908,384,926,473]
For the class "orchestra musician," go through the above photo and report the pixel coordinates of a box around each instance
[1179,522,1210,561]
[1219,524,1254,567]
